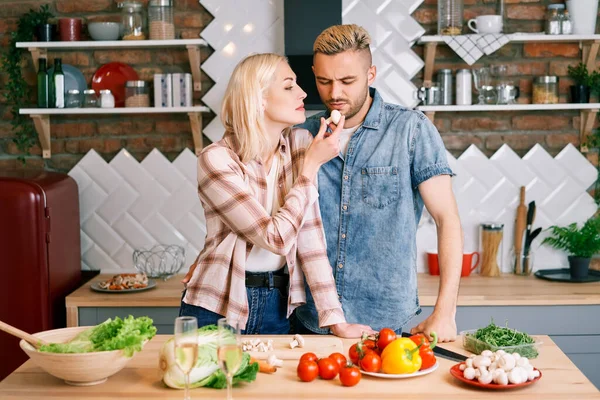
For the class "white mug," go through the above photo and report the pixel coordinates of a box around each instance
[468,15,503,34]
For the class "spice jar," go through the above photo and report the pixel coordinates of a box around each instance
[545,4,563,35]
[532,76,559,104]
[438,0,463,35]
[125,80,150,107]
[83,89,98,108]
[65,89,81,108]
[99,89,115,108]
[120,1,146,40]
[148,0,174,40]
[480,222,504,277]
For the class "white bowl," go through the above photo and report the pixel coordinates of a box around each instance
[19,326,138,386]
[88,22,121,41]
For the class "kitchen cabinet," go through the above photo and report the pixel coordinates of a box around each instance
[416,34,600,152]
[65,273,600,389]
[16,39,211,158]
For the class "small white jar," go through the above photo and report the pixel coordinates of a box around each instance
[456,69,473,105]
[99,89,115,108]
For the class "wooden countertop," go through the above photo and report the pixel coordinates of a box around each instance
[1,335,598,399]
[66,273,600,308]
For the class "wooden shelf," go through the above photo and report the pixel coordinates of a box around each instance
[17,39,209,91]
[418,33,600,43]
[417,104,600,112]
[20,107,211,158]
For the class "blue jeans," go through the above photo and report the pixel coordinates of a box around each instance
[292,314,403,335]
[179,286,289,334]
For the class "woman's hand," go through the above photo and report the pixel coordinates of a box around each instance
[302,115,345,182]
[330,322,376,338]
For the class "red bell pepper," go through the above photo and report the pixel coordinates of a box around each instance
[409,331,438,370]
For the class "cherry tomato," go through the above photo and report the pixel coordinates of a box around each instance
[349,343,360,364]
[297,360,319,382]
[329,352,348,370]
[377,328,397,351]
[359,351,382,373]
[362,339,377,352]
[299,352,318,363]
[339,364,362,387]
[317,357,339,380]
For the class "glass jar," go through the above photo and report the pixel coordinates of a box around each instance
[561,10,573,35]
[120,1,146,40]
[83,89,98,108]
[532,76,559,104]
[99,89,115,108]
[438,0,463,35]
[545,4,563,35]
[479,222,504,277]
[125,80,150,107]
[65,89,80,108]
[148,0,174,40]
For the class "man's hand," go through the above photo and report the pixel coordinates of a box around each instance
[410,311,457,343]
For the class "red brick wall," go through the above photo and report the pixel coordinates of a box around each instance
[0,0,214,171]
[0,0,598,172]
[414,0,600,164]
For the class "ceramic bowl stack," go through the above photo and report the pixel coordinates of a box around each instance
[19,326,137,386]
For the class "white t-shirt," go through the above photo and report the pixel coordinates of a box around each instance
[245,156,286,272]
[339,124,362,156]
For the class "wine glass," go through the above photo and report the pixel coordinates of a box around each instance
[174,316,198,400]
[473,67,492,105]
[217,318,243,400]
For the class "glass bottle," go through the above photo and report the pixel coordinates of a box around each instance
[37,58,49,108]
[83,89,99,108]
[545,4,563,35]
[561,10,573,35]
[479,222,504,277]
[120,1,146,40]
[148,0,174,40]
[438,0,464,35]
[65,89,81,108]
[52,58,65,109]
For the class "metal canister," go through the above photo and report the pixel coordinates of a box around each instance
[438,69,453,105]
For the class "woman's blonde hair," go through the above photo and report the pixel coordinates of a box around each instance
[221,53,286,163]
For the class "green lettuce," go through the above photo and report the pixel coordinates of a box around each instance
[159,325,258,389]
[39,316,157,357]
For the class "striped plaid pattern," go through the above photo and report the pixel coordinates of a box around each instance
[183,128,346,330]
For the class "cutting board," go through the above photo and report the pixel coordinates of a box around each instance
[244,335,344,360]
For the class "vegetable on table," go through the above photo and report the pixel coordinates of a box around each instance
[297,360,319,382]
[380,338,422,374]
[464,321,538,358]
[39,315,156,357]
[409,332,438,370]
[458,350,540,385]
[159,325,258,390]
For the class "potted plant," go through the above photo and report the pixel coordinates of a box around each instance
[0,5,54,159]
[33,6,56,42]
[541,216,600,279]
[567,62,593,103]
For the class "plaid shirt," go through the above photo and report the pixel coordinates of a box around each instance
[183,128,346,330]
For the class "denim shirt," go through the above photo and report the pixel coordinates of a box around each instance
[295,88,454,333]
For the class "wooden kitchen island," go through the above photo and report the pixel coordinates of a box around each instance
[1,334,599,399]
[64,273,600,388]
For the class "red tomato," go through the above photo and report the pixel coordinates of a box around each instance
[339,364,362,387]
[299,352,318,363]
[317,358,339,380]
[377,328,397,351]
[329,352,348,370]
[297,360,319,382]
[359,351,382,373]
[362,339,377,351]
[349,343,360,364]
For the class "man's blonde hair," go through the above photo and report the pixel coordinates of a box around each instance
[221,53,286,162]
[313,24,371,56]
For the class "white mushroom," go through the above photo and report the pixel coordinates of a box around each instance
[463,367,476,380]
[516,357,530,367]
[473,355,492,368]
[494,370,509,386]
[508,368,524,385]
[465,358,474,368]
[289,334,305,349]
[498,353,516,372]
[481,350,494,358]
[325,110,342,125]
[478,372,494,385]
[459,363,466,371]
[267,354,283,368]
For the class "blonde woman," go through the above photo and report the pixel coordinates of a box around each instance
[180,53,373,338]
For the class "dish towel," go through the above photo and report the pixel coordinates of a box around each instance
[443,34,510,65]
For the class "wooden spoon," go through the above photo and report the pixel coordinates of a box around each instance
[0,320,50,349]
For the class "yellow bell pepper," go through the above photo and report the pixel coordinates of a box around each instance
[380,338,422,374]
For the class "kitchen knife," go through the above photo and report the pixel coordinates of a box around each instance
[514,186,527,274]
[400,332,467,362]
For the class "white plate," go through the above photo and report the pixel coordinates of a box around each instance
[361,362,439,379]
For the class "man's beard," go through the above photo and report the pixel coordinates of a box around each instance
[328,86,369,121]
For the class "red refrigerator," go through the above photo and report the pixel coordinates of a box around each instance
[0,171,82,381]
